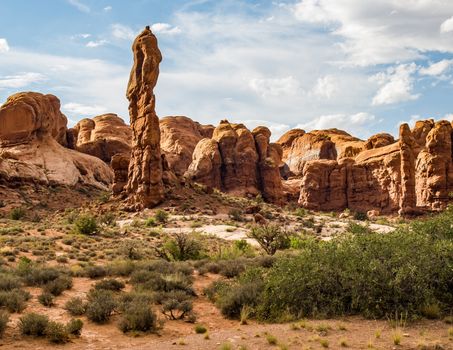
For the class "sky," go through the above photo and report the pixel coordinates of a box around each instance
[1,0,453,140]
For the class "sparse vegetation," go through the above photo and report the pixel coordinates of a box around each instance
[73,215,98,235]
[247,224,291,255]
[0,311,9,337]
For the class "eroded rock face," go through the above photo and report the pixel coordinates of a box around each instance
[124,26,165,210]
[416,121,453,210]
[160,116,214,176]
[277,128,364,176]
[72,114,131,163]
[0,92,113,189]
[185,121,283,203]
[297,119,453,214]
[0,92,68,146]
[364,133,395,150]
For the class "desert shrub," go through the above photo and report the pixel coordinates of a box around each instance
[19,313,49,336]
[38,292,54,307]
[228,208,244,222]
[66,318,83,336]
[214,268,265,319]
[411,205,453,239]
[156,232,203,261]
[347,222,373,235]
[94,279,125,291]
[154,209,169,224]
[218,259,249,278]
[73,215,98,235]
[107,260,136,276]
[0,289,29,312]
[65,297,86,316]
[85,289,117,323]
[0,274,22,291]
[134,271,195,295]
[247,224,291,255]
[194,324,207,333]
[99,212,115,226]
[253,255,276,268]
[0,311,9,337]
[257,229,453,320]
[45,321,69,343]
[43,275,72,296]
[20,265,62,286]
[84,265,107,279]
[353,211,368,221]
[10,207,25,220]
[118,299,158,333]
[154,290,193,320]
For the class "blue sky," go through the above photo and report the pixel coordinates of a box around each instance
[1,0,453,140]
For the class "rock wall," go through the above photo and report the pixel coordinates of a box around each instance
[298,120,453,214]
[0,92,113,189]
[123,26,165,210]
[71,113,131,163]
[185,120,284,204]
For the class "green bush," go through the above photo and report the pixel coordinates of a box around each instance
[73,215,98,235]
[155,290,193,320]
[10,207,25,220]
[0,274,22,291]
[38,292,54,307]
[45,321,69,343]
[0,289,29,312]
[94,279,125,291]
[156,232,203,261]
[65,297,86,316]
[247,224,291,255]
[19,313,49,336]
[0,311,9,337]
[84,265,107,279]
[257,230,453,320]
[154,209,169,224]
[66,318,83,336]
[411,205,453,239]
[228,209,244,222]
[43,275,72,296]
[353,211,368,221]
[85,289,117,323]
[194,324,207,334]
[118,299,157,333]
[347,222,373,235]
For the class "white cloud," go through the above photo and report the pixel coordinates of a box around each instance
[86,40,108,48]
[0,72,47,89]
[0,38,9,53]
[63,102,108,116]
[67,0,90,13]
[440,15,453,33]
[111,24,136,40]
[296,112,378,138]
[371,63,420,106]
[293,0,333,24]
[419,59,453,76]
[72,33,91,39]
[249,76,300,97]
[104,6,112,12]
[312,75,338,99]
[292,0,453,66]
[151,23,182,35]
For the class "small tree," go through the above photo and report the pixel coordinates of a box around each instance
[247,224,291,255]
[155,232,202,261]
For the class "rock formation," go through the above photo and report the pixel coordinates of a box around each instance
[364,133,395,150]
[71,113,131,163]
[0,92,113,189]
[277,128,364,176]
[185,120,283,204]
[123,26,165,210]
[297,119,453,214]
[160,116,214,176]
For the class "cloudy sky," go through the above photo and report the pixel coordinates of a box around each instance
[1,0,453,140]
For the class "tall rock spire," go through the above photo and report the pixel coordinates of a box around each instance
[125,26,164,209]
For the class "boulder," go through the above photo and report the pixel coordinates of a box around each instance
[160,116,214,176]
[364,133,395,150]
[0,92,113,189]
[0,92,68,146]
[72,113,131,163]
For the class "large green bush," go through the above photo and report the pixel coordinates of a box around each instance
[211,228,453,321]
